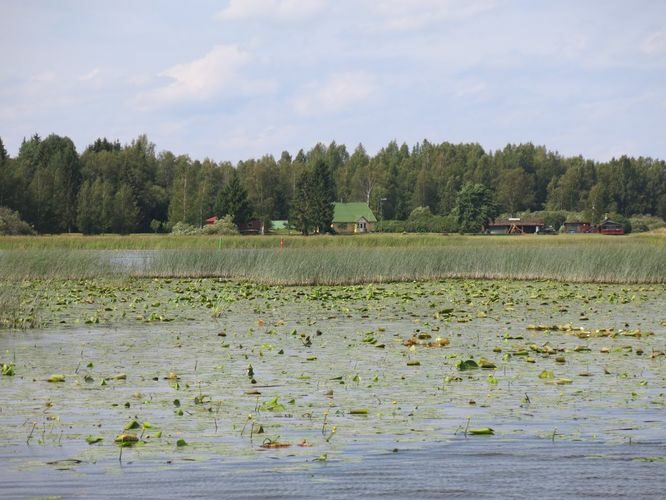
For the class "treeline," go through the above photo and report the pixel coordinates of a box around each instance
[0,134,664,234]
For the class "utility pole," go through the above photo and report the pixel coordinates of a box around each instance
[379,197,387,220]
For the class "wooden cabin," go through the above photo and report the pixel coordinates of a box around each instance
[238,219,264,235]
[331,203,377,234]
[563,221,592,234]
[486,218,545,235]
[598,220,625,235]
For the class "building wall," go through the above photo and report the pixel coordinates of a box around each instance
[332,222,354,234]
[331,221,375,234]
[363,222,375,233]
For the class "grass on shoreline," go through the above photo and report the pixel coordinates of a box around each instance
[0,231,664,250]
[1,237,665,284]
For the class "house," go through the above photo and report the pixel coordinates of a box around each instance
[486,218,544,235]
[205,216,219,225]
[331,202,377,234]
[238,219,264,235]
[598,220,625,235]
[563,221,592,234]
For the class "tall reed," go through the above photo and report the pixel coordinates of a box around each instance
[2,242,663,284]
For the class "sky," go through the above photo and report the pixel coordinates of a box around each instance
[1,0,665,163]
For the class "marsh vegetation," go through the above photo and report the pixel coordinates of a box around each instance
[0,277,664,496]
[1,233,664,496]
[1,233,665,284]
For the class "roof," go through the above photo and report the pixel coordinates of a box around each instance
[332,203,377,223]
[489,218,544,227]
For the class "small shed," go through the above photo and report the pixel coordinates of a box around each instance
[563,221,592,234]
[486,218,544,235]
[238,219,264,235]
[331,203,377,234]
[599,220,625,235]
[205,216,219,225]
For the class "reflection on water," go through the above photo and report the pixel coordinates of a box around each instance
[1,440,665,498]
[105,250,157,271]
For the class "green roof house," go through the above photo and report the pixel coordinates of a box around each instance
[332,202,377,234]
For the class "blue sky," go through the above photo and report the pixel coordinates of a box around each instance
[1,0,665,162]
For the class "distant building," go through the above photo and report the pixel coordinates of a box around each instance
[238,219,264,235]
[563,221,592,234]
[486,218,545,235]
[598,220,625,235]
[205,216,219,225]
[331,203,377,234]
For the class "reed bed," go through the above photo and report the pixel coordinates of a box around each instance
[1,242,664,284]
[1,231,664,251]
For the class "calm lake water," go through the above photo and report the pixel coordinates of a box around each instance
[1,278,664,498]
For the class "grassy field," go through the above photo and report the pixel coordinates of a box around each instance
[1,232,665,283]
[0,231,664,250]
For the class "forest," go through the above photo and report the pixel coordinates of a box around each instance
[0,133,664,235]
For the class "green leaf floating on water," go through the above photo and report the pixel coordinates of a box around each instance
[176,438,188,447]
[350,409,369,415]
[2,363,15,376]
[124,419,141,430]
[261,396,285,412]
[478,358,496,369]
[539,370,554,379]
[456,359,479,371]
[47,374,65,383]
[85,435,103,445]
[115,433,138,443]
[469,427,494,435]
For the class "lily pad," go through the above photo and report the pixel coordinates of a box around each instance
[469,427,495,435]
[456,359,479,371]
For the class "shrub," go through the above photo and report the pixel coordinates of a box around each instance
[201,215,239,235]
[629,215,666,233]
[171,222,200,235]
[0,207,35,235]
[376,220,406,233]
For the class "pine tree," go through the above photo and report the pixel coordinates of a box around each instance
[310,159,334,233]
[215,172,252,226]
[289,169,314,235]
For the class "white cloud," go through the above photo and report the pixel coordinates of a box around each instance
[373,0,495,31]
[30,72,56,83]
[641,30,666,55]
[217,0,325,21]
[455,81,488,98]
[294,72,376,115]
[79,68,101,81]
[148,44,253,104]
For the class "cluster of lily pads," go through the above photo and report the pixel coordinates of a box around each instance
[0,277,664,469]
